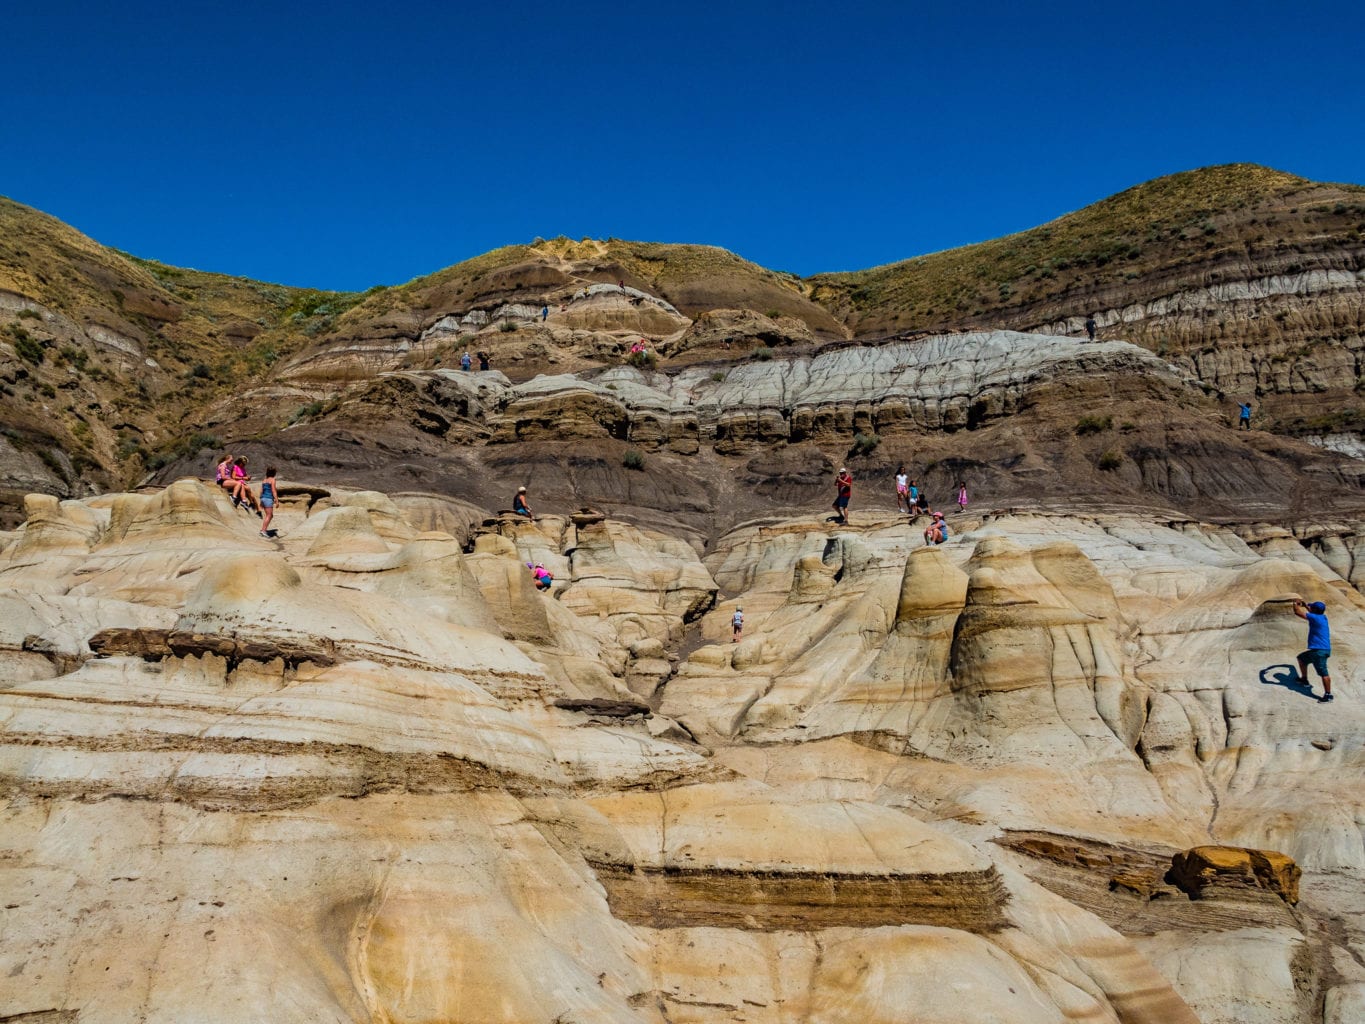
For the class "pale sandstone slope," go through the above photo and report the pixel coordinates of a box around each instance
[3,479,1365,1021]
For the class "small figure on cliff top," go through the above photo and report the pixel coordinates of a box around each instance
[258,466,278,538]
[513,486,534,521]
[1085,315,1097,341]
[924,511,949,546]
[1238,401,1252,430]
[956,480,969,513]
[1293,599,1333,702]
[832,468,853,525]
[894,464,911,513]
[732,606,743,643]
[541,305,549,322]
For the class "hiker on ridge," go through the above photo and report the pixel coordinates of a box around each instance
[832,467,853,525]
[894,464,911,514]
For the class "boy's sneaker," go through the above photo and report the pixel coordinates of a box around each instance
[1319,693,1335,703]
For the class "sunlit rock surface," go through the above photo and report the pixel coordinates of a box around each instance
[4,479,1365,1021]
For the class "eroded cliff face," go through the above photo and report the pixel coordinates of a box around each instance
[171,330,1365,544]
[3,479,1365,1022]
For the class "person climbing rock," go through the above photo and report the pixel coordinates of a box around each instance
[1293,599,1333,702]
[732,606,743,642]
[258,466,278,537]
[895,464,911,513]
[513,486,534,521]
[923,511,949,545]
[1239,401,1252,430]
[1085,315,1097,341]
[833,468,853,525]
[527,562,553,591]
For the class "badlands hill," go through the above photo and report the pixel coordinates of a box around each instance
[1,163,1363,533]
[2,478,1365,1022]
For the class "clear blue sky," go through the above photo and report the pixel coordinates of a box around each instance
[5,0,1361,291]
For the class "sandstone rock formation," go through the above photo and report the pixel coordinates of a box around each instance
[3,477,1365,1022]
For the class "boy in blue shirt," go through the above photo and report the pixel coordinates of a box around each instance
[1293,599,1333,702]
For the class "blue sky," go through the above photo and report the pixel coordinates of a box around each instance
[4,1,1361,290]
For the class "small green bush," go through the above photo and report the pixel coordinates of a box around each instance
[627,350,658,370]
[752,346,773,361]
[622,449,645,471]
[849,432,881,456]
[1098,450,1124,471]
[710,371,725,382]
[189,363,213,380]
[1075,415,1112,436]
[291,401,324,424]
[16,309,40,320]
[499,320,518,333]
[10,326,44,364]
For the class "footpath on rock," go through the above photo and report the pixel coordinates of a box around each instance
[3,474,1365,1023]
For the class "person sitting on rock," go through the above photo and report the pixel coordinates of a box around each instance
[232,457,262,516]
[527,562,553,591]
[732,606,744,643]
[513,486,534,520]
[215,453,237,500]
[923,511,949,545]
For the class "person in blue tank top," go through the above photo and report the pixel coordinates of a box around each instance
[258,466,278,538]
[1293,599,1333,702]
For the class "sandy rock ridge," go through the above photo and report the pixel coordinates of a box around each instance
[3,477,1365,1021]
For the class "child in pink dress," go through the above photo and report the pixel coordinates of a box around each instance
[956,481,968,513]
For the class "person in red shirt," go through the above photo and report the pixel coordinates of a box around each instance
[833,468,853,524]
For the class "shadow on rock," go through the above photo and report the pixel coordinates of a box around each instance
[1259,663,1314,698]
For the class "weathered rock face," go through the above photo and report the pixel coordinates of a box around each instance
[4,478,1365,1022]
[167,329,1365,544]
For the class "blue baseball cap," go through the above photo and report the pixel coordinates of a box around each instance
[1309,601,1327,613]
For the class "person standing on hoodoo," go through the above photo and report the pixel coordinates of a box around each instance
[258,466,278,537]
[833,467,853,525]
[894,464,911,513]
[732,606,744,643]
[1293,599,1333,702]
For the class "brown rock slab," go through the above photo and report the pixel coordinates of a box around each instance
[1168,845,1301,905]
